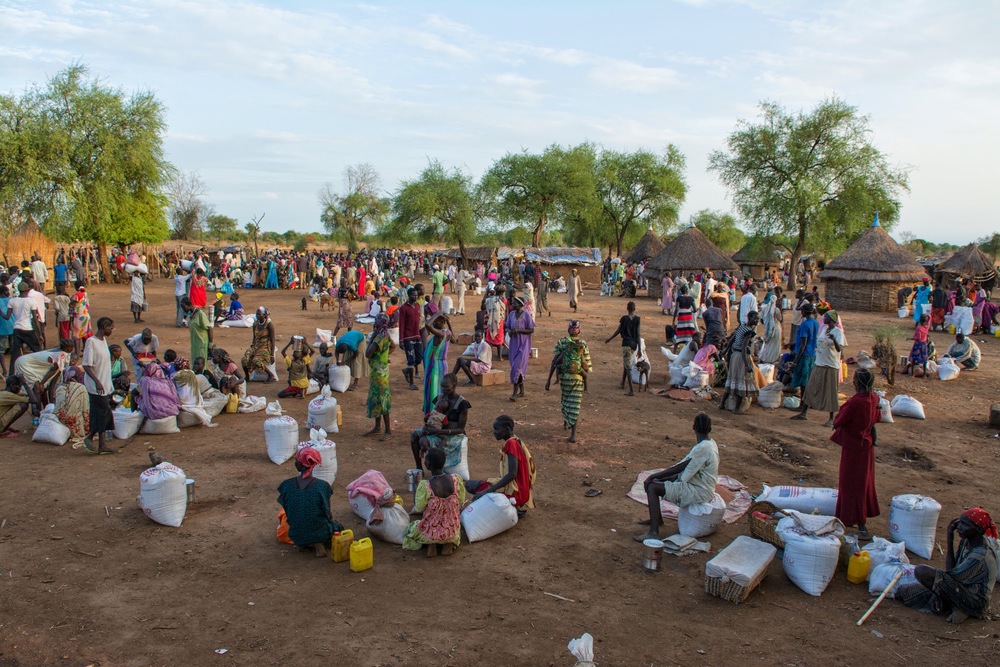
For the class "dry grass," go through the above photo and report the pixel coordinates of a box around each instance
[935,243,997,279]
[0,228,57,267]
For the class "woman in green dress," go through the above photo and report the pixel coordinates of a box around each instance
[547,320,591,443]
[181,297,212,364]
[364,314,395,441]
[277,446,344,557]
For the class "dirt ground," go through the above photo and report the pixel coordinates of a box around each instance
[2,278,999,667]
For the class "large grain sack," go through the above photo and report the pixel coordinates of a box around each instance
[677,493,725,538]
[937,357,960,381]
[264,415,299,465]
[441,296,454,314]
[314,328,333,347]
[890,395,926,419]
[328,365,351,393]
[298,429,337,485]
[877,395,894,423]
[442,435,470,480]
[757,363,775,385]
[248,347,279,380]
[888,494,941,559]
[777,515,843,596]
[176,411,202,429]
[461,493,518,542]
[140,416,180,435]
[307,387,339,433]
[31,413,71,446]
[757,381,784,409]
[113,408,145,439]
[137,462,187,527]
[757,484,837,515]
[203,392,228,417]
[366,502,410,544]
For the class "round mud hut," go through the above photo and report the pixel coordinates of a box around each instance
[933,243,998,293]
[819,218,927,312]
[623,227,665,265]
[732,238,786,281]
[643,224,739,299]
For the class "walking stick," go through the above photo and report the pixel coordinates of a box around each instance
[856,570,903,626]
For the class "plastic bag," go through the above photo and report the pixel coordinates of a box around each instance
[862,536,909,577]
[782,396,801,410]
[568,633,595,667]
[265,400,284,416]
[868,562,918,597]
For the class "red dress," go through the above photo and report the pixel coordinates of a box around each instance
[189,276,208,308]
[830,392,880,526]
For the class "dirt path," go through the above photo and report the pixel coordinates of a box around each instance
[1,279,998,666]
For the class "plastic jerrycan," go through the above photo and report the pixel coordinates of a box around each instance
[331,530,354,563]
[847,550,870,584]
[350,538,374,572]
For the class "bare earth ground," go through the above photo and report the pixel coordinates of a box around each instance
[2,279,999,667]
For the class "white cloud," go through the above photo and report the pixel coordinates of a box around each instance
[588,60,680,92]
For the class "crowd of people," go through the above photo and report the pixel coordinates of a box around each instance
[1,243,995,624]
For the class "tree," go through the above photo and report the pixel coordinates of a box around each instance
[319,164,389,252]
[709,98,910,289]
[206,213,238,241]
[978,233,1000,261]
[480,144,597,247]
[690,209,746,254]
[594,146,686,256]
[389,161,476,263]
[169,171,210,239]
[0,64,172,280]
[244,213,263,256]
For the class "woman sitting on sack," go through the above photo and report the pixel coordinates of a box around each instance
[409,373,470,473]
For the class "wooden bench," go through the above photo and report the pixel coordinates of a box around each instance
[474,370,506,387]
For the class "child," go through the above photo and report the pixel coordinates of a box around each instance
[108,344,132,398]
[161,349,178,376]
[279,338,313,398]
[904,314,931,378]
[424,395,450,431]
[309,342,333,391]
[53,282,72,344]
[402,447,465,557]
[465,415,536,518]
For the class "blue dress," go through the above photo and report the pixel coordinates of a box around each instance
[913,286,930,323]
[264,260,279,290]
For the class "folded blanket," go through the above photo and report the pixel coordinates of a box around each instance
[346,470,394,523]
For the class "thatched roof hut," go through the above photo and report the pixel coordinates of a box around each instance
[623,228,665,264]
[818,217,927,312]
[933,244,998,290]
[522,246,603,286]
[732,238,786,280]
[643,224,738,298]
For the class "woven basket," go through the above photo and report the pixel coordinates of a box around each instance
[705,565,769,604]
[747,500,785,548]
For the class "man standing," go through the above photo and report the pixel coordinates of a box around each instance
[173,267,190,327]
[456,264,471,316]
[71,252,86,286]
[739,285,759,327]
[397,288,423,390]
[1,283,41,367]
[30,254,48,289]
[26,279,50,347]
[431,264,446,309]
[296,253,308,289]
[83,316,116,454]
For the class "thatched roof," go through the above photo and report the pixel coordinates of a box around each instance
[624,228,665,264]
[644,225,738,275]
[732,238,785,264]
[523,247,601,265]
[934,244,998,281]
[818,220,926,282]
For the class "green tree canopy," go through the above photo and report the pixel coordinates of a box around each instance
[480,143,597,247]
[709,97,909,288]
[206,213,238,241]
[690,209,746,254]
[388,161,476,263]
[319,163,389,252]
[594,146,686,256]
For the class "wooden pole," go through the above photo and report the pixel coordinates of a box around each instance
[856,570,903,626]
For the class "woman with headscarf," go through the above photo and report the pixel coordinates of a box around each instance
[505,296,535,402]
[264,256,279,290]
[568,268,582,313]
[794,310,846,425]
[364,313,395,441]
[277,446,344,557]
[422,313,455,415]
[673,285,697,349]
[135,363,181,420]
[549,320,591,442]
[242,307,277,382]
[831,368,880,540]
[759,289,783,364]
[483,288,506,361]
[718,311,760,414]
[70,281,93,354]
[54,357,90,443]
[522,282,535,319]
[897,507,999,624]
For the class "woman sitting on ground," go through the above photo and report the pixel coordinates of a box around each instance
[634,412,719,542]
[402,447,466,557]
[669,331,701,387]
[465,414,536,517]
[133,363,180,419]
[277,446,344,557]
[897,508,998,624]
[410,373,470,472]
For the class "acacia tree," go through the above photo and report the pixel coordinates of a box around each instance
[480,143,596,247]
[595,146,686,256]
[319,163,388,252]
[245,213,263,256]
[206,213,238,241]
[389,161,476,264]
[690,209,746,254]
[1,65,172,280]
[709,98,909,289]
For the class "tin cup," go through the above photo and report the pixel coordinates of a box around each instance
[642,539,663,572]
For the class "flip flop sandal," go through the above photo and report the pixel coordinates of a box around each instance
[584,488,602,498]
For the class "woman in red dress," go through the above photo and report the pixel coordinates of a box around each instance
[189,268,208,309]
[831,368,880,540]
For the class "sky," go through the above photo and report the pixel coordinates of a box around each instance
[1,0,997,243]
